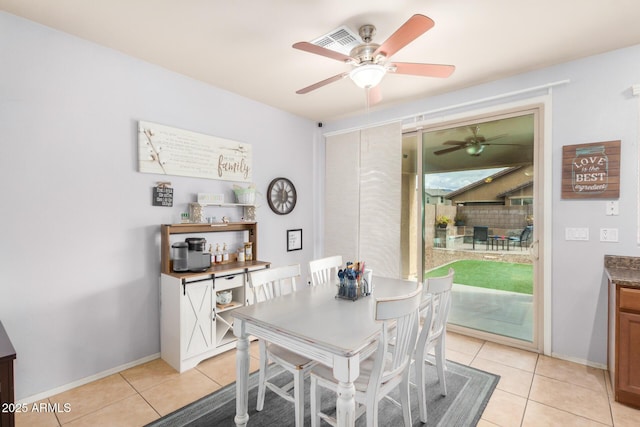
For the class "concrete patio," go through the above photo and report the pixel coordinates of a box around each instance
[427,241,535,342]
[449,283,534,342]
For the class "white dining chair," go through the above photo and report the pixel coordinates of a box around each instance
[415,267,454,424]
[247,264,316,427]
[308,255,343,286]
[310,283,423,427]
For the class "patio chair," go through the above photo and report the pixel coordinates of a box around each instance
[509,225,533,250]
[472,226,489,250]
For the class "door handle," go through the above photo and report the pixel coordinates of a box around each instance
[529,239,539,260]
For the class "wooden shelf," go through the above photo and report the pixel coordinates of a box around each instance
[190,202,256,208]
[160,222,259,275]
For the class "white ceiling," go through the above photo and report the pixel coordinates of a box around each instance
[3,0,640,122]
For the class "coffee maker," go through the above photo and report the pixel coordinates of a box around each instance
[185,238,211,272]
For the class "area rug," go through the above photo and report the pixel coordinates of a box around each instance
[146,358,499,426]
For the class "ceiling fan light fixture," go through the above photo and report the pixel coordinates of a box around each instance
[466,143,484,156]
[349,64,386,88]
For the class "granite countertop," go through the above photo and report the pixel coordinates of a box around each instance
[605,255,640,288]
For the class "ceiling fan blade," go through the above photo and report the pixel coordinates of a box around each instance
[366,85,383,107]
[373,14,435,59]
[442,140,466,146]
[391,62,455,78]
[482,133,509,142]
[296,72,349,94]
[434,145,465,155]
[292,41,353,63]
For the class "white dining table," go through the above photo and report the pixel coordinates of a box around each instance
[231,276,420,427]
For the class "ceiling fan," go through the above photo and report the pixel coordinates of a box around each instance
[433,125,515,157]
[292,14,455,104]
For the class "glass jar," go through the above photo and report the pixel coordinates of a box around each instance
[244,242,253,261]
[189,203,205,223]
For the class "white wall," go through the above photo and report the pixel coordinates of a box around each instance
[324,44,640,367]
[0,12,316,400]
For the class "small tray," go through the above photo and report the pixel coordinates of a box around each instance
[216,301,240,310]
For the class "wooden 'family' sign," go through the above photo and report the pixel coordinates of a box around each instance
[561,140,620,199]
[138,121,252,182]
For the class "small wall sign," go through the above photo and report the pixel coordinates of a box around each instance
[287,229,302,251]
[153,182,173,207]
[561,140,620,199]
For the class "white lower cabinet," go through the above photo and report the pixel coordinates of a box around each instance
[160,265,267,372]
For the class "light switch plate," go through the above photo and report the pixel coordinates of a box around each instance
[566,227,589,241]
[600,228,619,242]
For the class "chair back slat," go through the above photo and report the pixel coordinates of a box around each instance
[372,284,422,385]
[248,264,301,304]
[419,268,454,353]
[308,255,343,287]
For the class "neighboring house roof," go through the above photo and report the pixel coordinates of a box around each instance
[497,180,534,198]
[445,166,522,199]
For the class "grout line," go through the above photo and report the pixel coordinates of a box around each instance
[521,356,539,427]
[117,372,163,421]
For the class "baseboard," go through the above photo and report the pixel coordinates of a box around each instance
[550,352,607,370]
[17,352,161,404]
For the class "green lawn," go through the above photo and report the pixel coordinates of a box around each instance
[425,260,533,294]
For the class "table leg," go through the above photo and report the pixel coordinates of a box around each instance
[336,381,356,426]
[333,355,358,427]
[234,322,250,427]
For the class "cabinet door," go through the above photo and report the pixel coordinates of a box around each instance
[181,280,215,358]
[619,311,640,397]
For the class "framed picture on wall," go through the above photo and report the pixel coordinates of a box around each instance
[561,140,620,199]
[287,229,302,251]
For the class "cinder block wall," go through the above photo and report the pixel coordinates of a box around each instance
[458,205,532,230]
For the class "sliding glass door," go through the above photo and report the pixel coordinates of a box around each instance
[402,107,544,351]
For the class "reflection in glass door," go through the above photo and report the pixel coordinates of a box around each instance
[413,110,542,349]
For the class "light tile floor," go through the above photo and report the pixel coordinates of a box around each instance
[15,333,640,426]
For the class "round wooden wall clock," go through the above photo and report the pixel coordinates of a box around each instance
[267,177,297,215]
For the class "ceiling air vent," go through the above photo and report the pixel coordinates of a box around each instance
[311,25,360,56]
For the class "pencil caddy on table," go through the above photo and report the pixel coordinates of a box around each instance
[335,261,372,301]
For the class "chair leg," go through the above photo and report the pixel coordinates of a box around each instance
[435,338,447,396]
[310,376,320,427]
[400,372,413,426]
[256,340,268,411]
[365,394,378,427]
[293,369,304,427]
[416,350,428,423]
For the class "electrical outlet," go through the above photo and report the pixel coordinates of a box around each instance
[600,228,619,242]
[606,201,619,216]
